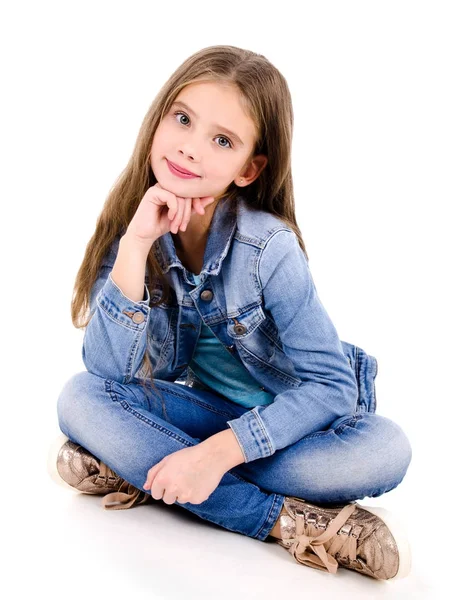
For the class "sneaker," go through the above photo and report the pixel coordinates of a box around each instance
[47,433,153,510]
[276,496,411,580]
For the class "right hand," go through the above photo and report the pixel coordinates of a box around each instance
[125,183,216,246]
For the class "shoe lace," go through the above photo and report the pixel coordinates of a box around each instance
[284,503,359,574]
[97,460,120,483]
[101,479,153,510]
[98,462,153,510]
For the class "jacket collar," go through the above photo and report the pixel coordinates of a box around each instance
[156,194,240,276]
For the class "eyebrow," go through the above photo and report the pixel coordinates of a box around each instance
[171,100,245,147]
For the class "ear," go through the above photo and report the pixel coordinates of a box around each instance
[236,154,268,187]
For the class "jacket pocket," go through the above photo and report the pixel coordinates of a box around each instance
[229,305,302,387]
[341,341,378,413]
[226,303,266,338]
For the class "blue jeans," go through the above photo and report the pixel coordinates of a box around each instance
[56,371,412,541]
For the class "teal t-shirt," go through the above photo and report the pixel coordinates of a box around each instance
[188,272,275,408]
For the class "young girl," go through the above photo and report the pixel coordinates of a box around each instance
[49,45,413,581]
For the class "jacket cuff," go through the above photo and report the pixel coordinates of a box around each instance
[226,408,275,463]
[97,272,151,328]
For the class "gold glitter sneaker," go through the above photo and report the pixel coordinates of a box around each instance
[276,496,411,580]
[47,433,153,510]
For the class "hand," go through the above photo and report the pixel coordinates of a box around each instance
[143,444,227,505]
[126,182,216,245]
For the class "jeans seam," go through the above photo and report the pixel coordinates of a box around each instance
[254,493,286,540]
[338,414,363,430]
[302,414,364,441]
[105,379,193,448]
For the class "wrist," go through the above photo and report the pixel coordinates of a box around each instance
[121,230,155,257]
[201,428,246,471]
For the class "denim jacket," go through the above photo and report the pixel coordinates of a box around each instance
[82,194,378,463]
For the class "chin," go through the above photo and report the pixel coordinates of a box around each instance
[155,169,195,194]
[157,176,211,200]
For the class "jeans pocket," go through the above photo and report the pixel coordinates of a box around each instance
[342,342,378,414]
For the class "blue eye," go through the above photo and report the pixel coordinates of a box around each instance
[214,135,232,149]
[175,111,190,126]
[173,111,233,149]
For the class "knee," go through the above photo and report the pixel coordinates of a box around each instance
[367,414,413,481]
[393,419,413,477]
[56,371,102,435]
[325,413,413,491]
[331,413,413,499]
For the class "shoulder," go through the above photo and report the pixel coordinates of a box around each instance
[233,198,309,290]
[235,196,293,246]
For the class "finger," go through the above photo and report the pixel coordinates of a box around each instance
[167,194,178,222]
[150,477,165,501]
[162,488,179,505]
[180,197,192,231]
[192,197,205,215]
[170,197,185,233]
[200,196,216,210]
[143,463,160,489]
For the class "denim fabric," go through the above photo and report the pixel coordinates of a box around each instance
[58,192,412,540]
[57,371,412,541]
[81,193,381,463]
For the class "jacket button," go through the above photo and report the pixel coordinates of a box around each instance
[132,312,145,324]
[233,324,247,335]
[200,290,213,302]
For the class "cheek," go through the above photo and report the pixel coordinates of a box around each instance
[152,122,175,151]
[207,157,236,179]
[151,127,165,154]
[150,129,169,169]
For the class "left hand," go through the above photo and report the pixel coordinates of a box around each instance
[143,443,227,505]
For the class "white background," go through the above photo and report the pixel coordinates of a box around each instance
[1,1,453,597]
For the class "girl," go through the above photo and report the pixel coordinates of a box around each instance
[49,45,413,581]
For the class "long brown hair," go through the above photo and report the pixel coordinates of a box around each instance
[71,45,309,409]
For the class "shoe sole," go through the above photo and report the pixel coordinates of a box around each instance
[46,432,78,492]
[363,505,412,580]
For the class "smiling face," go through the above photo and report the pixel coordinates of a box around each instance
[150,81,267,201]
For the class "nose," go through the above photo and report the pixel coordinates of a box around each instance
[179,149,196,161]
[178,137,202,163]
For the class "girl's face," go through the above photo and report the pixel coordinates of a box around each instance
[150,81,266,201]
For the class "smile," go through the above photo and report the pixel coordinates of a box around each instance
[166,159,200,179]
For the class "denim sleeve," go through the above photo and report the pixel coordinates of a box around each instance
[82,239,151,384]
[226,229,358,463]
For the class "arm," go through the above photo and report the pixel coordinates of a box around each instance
[225,229,359,463]
[82,232,154,383]
[110,233,152,302]
[198,428,246,470]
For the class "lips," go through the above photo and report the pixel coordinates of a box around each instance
[166,159,200,177]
